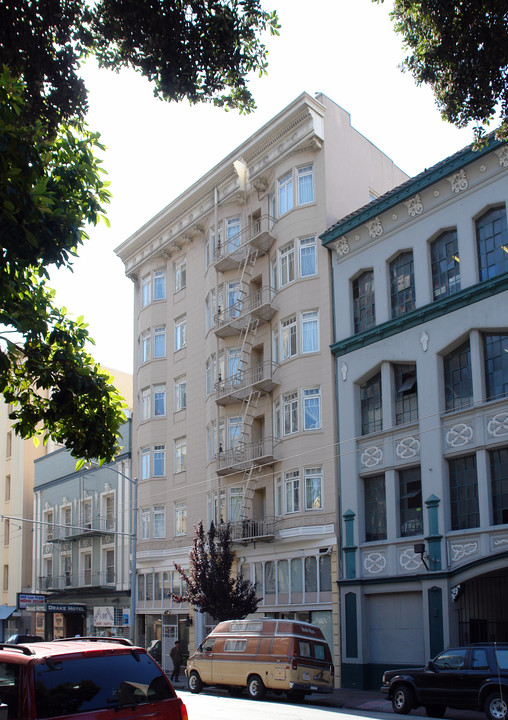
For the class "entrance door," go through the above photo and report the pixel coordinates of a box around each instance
[162,624,178,675]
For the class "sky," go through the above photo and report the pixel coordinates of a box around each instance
[49,0,477,376]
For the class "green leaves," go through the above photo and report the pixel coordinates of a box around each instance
[383,0,508,142]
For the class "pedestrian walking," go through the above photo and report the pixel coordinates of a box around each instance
[170,640,182,682]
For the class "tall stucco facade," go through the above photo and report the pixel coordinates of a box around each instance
[322,137,508,689]
[116,92,407,679]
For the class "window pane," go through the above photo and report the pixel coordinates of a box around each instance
[394,364,418,425]
[298,165,314,205]
[305,467,322,510]
[476,206,508,281]
[484,333,508,401]
[153,270,166,300]
[431,230,461,299]
[303,387,321,430]
[301,311,319,353]
[390,251,415,317]
[490,448,508,525]
[399,467,422,537]
[153,327,166,358]
[444,340,472,411]
[300,237,316,276]
[304,556,317,592]
[278,172,293,215]
[449,455,479,530]
[353,270,375,333]
[364,474,386,541]
[360,372,382,434]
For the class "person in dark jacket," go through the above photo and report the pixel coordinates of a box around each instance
[170,640,182,682]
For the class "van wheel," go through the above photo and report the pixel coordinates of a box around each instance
[188,671,203,694]
[247,675,266,700]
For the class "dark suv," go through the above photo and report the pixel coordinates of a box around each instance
[381,644,508,720]
[0,637,188,720]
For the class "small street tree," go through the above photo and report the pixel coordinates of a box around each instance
[173,521,258,622]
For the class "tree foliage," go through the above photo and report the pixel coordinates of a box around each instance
[0,0,279,129]
[0,69,125,463]
[378,0,508,142]
[173,521,259,622]
[0,0,277,460]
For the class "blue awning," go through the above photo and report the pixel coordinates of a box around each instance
[0,606,16,620]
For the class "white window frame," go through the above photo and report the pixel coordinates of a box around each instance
[226,216,241,253]
[281,315,297,360]
[141,387,151,421]
[104,547,115,585]
[141,447,150,480]
[278,171,293,216]
[297,164,314,205]
[174,437,187,473]
[153,383,166,417]
[279,242,295,287]
[228,416,242,449]
[101,492,115,532]
[153,505,166,539]
[153,269,166,300]
[303,386,321,431]
[153,444,165,477]
[175,502,187,536]
[140,508,150,540]
[299,236,317,277]
[285,470,300,514]
[141,275,151,307]
[229,486,244,522]
[305,467,323,510]
[174,376,186,412]
[141,331,151,363]
[175,315,187,351]
[283,391,299,435]
[301,310,319,353]
[275,476,282,517]
[82,550,92,586]
[153,326,166,358]
[174,257,187,293]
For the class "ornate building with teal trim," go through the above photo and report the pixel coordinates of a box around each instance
[322,137,508,689]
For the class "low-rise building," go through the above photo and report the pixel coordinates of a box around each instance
[322,137,508,688]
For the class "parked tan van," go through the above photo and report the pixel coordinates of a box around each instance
[186,618,334,700]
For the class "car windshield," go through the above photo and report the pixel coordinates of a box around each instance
[34,652,173,718]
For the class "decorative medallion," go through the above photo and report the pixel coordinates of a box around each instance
[450,541,477,562]
[448,169,468,193]
[392,214,398,220]
[434,190,440,197]
[333,236,350,256]
[405,194,424,217]
[366,217,383,238]
[361,446,383,467]
[364,552,386,574]
[420,330,429,352]
[487,411,508,437]
[493,536,508,548]
[396,436,421,459]
[495,147,508,167]
[450,584,463,602]
[340,361,348,381]
[399,548,423,571]
[446,422,473,447]
[480,165,486,172]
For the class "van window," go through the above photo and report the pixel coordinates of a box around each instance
[224,640,247,652]
[298,641,312,658]
[201,639,215,652]
[229,621,263,633]
[314,644,326,661]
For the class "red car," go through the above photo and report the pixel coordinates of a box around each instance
[0,637,188,720]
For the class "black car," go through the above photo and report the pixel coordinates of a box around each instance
[381,644,508,720]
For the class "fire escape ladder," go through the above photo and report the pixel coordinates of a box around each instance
[240,465,262,521]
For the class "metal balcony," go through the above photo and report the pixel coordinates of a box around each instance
[214,215,276,272]
[216,438,276,476]
[216,361,279,405]
[215,286,277,337]
[225,518,276,543]
[39,571,117,591]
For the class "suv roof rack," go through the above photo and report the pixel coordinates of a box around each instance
[52,636,134,646]
[0,644,35,655]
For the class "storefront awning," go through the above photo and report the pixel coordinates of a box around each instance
[0,606,16,620]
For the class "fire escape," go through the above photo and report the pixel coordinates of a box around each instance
[214,214,278,540]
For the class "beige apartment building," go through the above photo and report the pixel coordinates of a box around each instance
[116,92,407,677]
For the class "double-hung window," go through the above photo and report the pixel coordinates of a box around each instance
[174,257,186,292]
[175,315,186,351]
[153,384,166,416]
[141,275,151,307]
[299,236,317,277]
[283,391,298,435]
[174,437,187,473]
[394,364,418,425]
[141,332,151,363]
[278,172,293,215]
[285,471,300,513]
[141,447,150,480]
[141,387,151,421]
[153,506,166,539]
[153,326,166,358]
[444,340,472,411]
[229,416,242,449]
[303,387,321,431]
[153,269,166,300]
[484,333,508,401]
[399,467,422,537]
[281,315,297,360]
[226,217,241,253]
[297,165,314,205]
[305,467,322,510]
[364,474,386,541]
[153,445,165,477]
[301,310,319,353]
[140,509,150,540]
[229,486,244,522]
[448,455,479,530]
[353,270,375,333]
[360,372,382,435]
[279,242,295,286]
[174,376,186,411]
[175,502,187,536]
[228,348,241,382]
